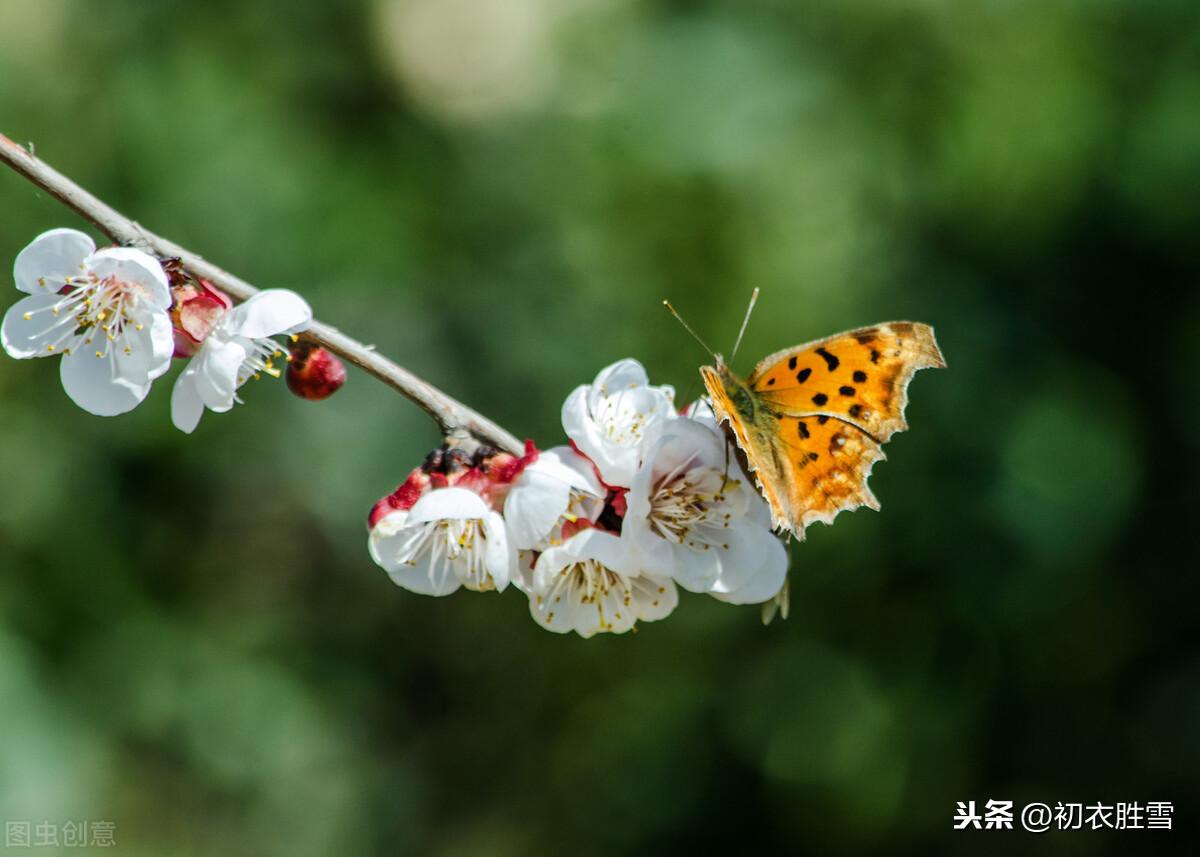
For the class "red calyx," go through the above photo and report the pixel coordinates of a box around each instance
[368,468,432,528]
[287,341,347,401]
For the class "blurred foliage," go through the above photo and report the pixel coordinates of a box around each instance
[1,0,1198,854]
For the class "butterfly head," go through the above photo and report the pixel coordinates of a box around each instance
[700,359,756,422]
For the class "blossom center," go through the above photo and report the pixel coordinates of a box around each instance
[235,335,290,385]
[24,273,147,358]
[649,465,736,550]
[405,517,495,591]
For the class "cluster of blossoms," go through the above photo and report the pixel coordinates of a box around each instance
[4,230,788,639]
[1,229,343,428]
[368,359,789,637]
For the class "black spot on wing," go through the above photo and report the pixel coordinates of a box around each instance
[870,349,880,364]
[796,367,811,383]
[797,421,810,439]
[788,356,797,370]
[853,370,867,383]
[812,393,828,406]
[839,386,856,396]
[815,347,839,371]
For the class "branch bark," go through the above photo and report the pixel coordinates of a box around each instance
[0,132,523,455]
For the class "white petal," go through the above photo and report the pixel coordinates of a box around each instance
[564,527,629,572]
[630,575,678,622]
[408,486,490,524]
[2,294,72,358]
[665,539,723,592]
[192,338,246,412]
[711,528,788,605]
[546,445,604,493]
[369,511,462,597]
[504,474,570,550]
[225,289,312,339]
[13,228,94,294]
[171,366,205,433]
[88,247,171,309]
[59,348,151,416]
[483,510,514,591]
[589,357,650,410]
[385,548,463,596]
[113,310,175,386]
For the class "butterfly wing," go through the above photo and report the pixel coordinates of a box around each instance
[749,321,945,441]
[702,322,944,539]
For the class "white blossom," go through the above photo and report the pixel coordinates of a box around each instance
[171,289,312,432]
[624,416,787,598]
[1,228,173,415]
[561,358,676,487]
[525,528,676,637]
[370,487,515,596]
[503,445,604,551]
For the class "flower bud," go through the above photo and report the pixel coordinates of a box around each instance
[286,341,346,400]
[169,277,232,358]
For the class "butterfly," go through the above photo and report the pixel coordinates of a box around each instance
[669,292,945,540]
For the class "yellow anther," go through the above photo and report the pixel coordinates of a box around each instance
[46,344,55,352]
[289,334,299,342]
[95,351,103,358]
[23,312,31,320]
[38,277,46,287]
[135,323,144,331]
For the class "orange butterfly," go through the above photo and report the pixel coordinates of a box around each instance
[669,292,945,540]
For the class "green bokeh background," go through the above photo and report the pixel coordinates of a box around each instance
[1,1,1198,854]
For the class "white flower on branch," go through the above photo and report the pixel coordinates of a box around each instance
[1,228,174,415]
[370,486,515,596]
[523,527,676,638]
[561,357,676,487]
[171,289,312,432]
[503,445,604,551]
[624,416,787,597]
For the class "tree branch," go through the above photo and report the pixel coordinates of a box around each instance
[0,132,523,455]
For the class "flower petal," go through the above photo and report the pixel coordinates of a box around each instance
[171,366,206,433]
[192,338,246,412]
[483,510,514,591]
[113,310,175,386]
[407,486,490,524]
[369,511,463,597]
[2,294,72,358]
[88,247,171,309]
[630,574,678,622]
[711,529,788,605]
[13,228,94,294]
[225,289,312,339]
[589,357,651,411]
[504,467,572,550]
[59,347,151,416]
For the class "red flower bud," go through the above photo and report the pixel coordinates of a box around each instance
[169,277,232,358]
[286,341,346,401]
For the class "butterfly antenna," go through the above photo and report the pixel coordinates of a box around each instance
[663,300,717,359]
[729,287,760,365]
